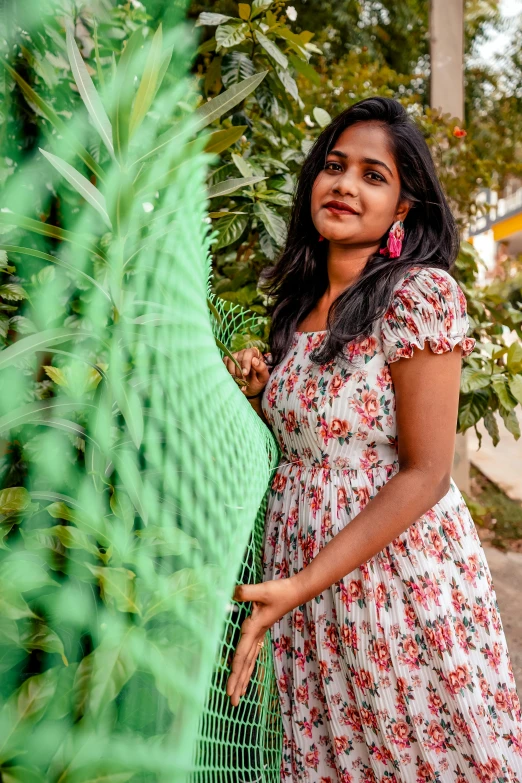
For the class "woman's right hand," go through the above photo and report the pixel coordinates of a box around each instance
[222,346,270,399]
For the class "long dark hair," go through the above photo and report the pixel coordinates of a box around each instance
[259,97,460,367]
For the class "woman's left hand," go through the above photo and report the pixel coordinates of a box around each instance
[226,577,302,707]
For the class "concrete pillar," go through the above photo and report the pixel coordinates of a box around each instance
[430,0,469,493]
[430,0,465,121]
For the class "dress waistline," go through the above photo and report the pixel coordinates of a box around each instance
[273,459,399,473]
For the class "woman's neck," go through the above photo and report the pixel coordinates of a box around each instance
[324,240,379,298]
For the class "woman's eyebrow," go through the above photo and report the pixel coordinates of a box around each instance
[326,149,393,178]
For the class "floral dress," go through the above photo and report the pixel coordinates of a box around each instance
[260,266,522,783]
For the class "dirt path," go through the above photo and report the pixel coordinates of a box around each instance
[483,544,522,687]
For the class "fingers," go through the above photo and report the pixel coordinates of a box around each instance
[221,348,265,382]
[227,634,266,707]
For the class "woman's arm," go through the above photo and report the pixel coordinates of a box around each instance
[226,341,464,706]
[289,342,462,603]
[247,393,270,427]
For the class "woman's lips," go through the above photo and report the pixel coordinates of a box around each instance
[324,205,359,215]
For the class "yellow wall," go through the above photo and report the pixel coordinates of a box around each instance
[492,212,522,242]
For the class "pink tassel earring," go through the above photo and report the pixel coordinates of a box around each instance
[318,234,325,242]
[380,220,405,258]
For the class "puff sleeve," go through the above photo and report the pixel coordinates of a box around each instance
[379,266,476,364]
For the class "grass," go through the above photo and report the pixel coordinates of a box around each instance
[465,464,522,551]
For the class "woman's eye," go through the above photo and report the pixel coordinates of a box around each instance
[366,171,385,182]
[325,162,342,171]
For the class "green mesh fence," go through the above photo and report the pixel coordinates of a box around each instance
[0,3,282,781]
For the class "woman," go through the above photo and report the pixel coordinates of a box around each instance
[222,97,522,782]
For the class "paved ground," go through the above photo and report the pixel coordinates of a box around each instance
[468,413,522,503]
[467,414,522,687]
[482,544,522,686]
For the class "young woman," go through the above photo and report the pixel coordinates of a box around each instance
[222,97,522,783]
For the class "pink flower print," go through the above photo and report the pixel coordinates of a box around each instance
[271,472,287,494]
[294,648,306,672]
[426,720,447,753]
[328,373,344,398]
[334,734,350,755]
[494,687,510,713]
[356,427,369,440]
[299,530,317,563]
[416,760,437,782]
[403,312,420,337]
[324,624,340,656]
[321,510,333,538]
[463,553,481,585]
[374,582,387,610]
[404,603,417,631]
[428,528,445,561]
[360,446,379,469]
[427,690,444,717]
[266,378,278,408]
[359,335,378,356]
[353,668,375,693]
[318,414,331,444]
[299,376,318,410]
[400,636,421,671]
[452,709,473,743]
[477,758,503,783]
[445,664,472,695]
[282,409,298,433]
[431,335,452,353]
[390,719,411,749]
[304,747,320,769]
[368,638,391,672]
[480,642,503,672]
[376,365,393,390]
[356,485,371,509]
[337,485,349,515]
[278,670,290,693]
[274,634,292,660]
[340,620,358,652]
[359,705,378,731]
[341,705,363,733]
[329,417,351,443]
[295,682,309,705]
[408,524,424,551]
[339,772,354,783]
[462,336,476,355]
[441,514,460,541]
[284,370,299,393]
[292,608,305,632]
[361,388,380,421]
[308,484,324,516]
[451,585,467,613]
[472,602,490,631]
[478,675,492,700]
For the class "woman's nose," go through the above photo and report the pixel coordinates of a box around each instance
[332,169,359,198]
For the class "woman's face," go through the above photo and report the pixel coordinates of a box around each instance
[310,121,410,248]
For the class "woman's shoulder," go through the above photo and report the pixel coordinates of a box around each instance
[379,264,475,362]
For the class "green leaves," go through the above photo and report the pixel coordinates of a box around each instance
[129,25,164,138]
[66,24,114,157]
[255,31,288,69]
[87,565,139,614]
[253,202,287,245]
[39,149,112,228]
[211,212,249,250]
[207,176,267,198]
[0,488,30,516]
[215,23,249,51]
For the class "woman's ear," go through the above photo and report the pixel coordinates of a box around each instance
[396,199,412,223]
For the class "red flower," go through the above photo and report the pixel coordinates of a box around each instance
[453,126,467,138]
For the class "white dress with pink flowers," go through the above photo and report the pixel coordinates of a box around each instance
[260,266,522,783]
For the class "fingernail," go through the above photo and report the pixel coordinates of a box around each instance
[253,358,259,365]
[243,368,248,374]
